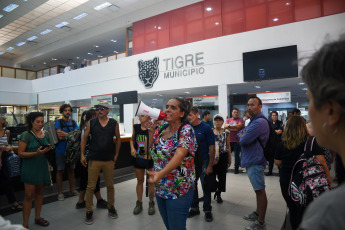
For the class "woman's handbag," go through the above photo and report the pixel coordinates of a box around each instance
[5,151,21,178]
[204,173,218,192]
[29,131,55,165]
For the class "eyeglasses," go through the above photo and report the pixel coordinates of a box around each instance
[96,107,107,111]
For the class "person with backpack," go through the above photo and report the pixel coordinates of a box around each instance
[130,114,156,215]
[237,96,269,230]
[187,106,215,222]
[212,114,231,204]
[55,104,79,201]
[145,97,197,230]
[298,37,345,230]
[274,116,331,230]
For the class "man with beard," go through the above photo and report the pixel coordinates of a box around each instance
[55,104,79,201]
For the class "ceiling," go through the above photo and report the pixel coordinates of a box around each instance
[0,0,200,70]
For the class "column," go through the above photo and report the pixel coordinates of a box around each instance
[218,84,229,119]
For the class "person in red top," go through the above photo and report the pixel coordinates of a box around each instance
[225,108,244,174]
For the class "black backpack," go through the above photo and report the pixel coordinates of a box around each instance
[158,123,202,179]
[59,119,76,133]
[288,136,331,207]
[255,116,277,161]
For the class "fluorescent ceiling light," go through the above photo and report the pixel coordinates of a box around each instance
[298,82,305,85]
[302,88,308,91]
[98,55,103,58]
[265,91,271,92]
[206,7,212,11]
[76,57,80,59]
[113,51,118,53]
[184,92,191,94]
[3,4,19,12]
[40,29,52,35]
[111,39,117,42]
[215,22,219,25]
[0,14,3,19]
[0,51,5,55]
[273,18,279,22]
[95,45,99,48]
[27,36,38,41]
[16,42,26,46]
[88,53,93,55]
[254,85,261,88]
[55,21,69,28]
[43,62,46,64]
[6,47,14,51]
[94,2,112,10]
[73,13,88,20]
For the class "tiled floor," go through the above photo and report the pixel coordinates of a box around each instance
[3,165,287,230]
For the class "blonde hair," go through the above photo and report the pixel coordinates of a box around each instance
[282,116,309,150]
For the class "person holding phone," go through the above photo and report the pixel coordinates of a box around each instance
[18,112,53,228]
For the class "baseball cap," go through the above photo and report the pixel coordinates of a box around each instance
[213,114,224,121]
[95,101,110,109]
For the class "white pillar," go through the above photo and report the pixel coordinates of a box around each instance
[218,84,229,119]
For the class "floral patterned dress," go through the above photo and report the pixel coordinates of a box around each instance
[150,124,197,199]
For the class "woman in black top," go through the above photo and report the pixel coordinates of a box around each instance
[266,111,283,176]
[130,115,155,215]
[274,116,331,230]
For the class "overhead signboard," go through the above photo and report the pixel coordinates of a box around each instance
[255,91,291,104]
[91,91,138,106]
[192,96,218,106]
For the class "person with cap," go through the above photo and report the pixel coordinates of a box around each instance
[80,101,121,225]
[212,114,231,203]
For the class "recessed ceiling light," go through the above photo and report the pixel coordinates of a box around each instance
[215,22,219,25]
[113,51,118,53]
[3,4,19,12]
[73,13,88,20]
[265,91,271,92]
[286,2,291,6]
[206,7,212,11]
[88,53,93,55]
[302,88,308,91]
[111,39,117,42]
[95,45,99,48]
[16,42,26,46]
[0,51,5,55]
[43,62,46,64]
[76,57,80,59]
[203,95,207,96]
[254,85,261,88]
[40,29,52,35]
[298,82,305,85]
[184,92,191,94]
[27,36,38,41]
[273,18,279,22]
[55,21,69,28]
[98,55,103,58]
[158,26,162,30]
[0,14,3,19]
[71,62,75,65]
[94,2,112,10]
[6,47,14,51]
[51,58,57,61]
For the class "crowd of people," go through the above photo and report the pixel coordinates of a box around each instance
[0,37,344,230]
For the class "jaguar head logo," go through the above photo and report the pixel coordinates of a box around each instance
[138,57,159,89]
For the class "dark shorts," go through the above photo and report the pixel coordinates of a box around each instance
[134,158,153,169]
[56,153,75,171]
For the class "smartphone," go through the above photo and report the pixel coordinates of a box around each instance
[40,145,50,150]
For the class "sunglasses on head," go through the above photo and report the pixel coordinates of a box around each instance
[96,107,107,111]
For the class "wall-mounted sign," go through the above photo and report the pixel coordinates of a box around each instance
[112,91,138,105]
[192,96,218,106]
[91,94,113,106]
[255,91,291,104]
[91,91,138,106]
[138,57,159,89]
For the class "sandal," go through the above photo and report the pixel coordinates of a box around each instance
[35,218,49,227]
[11,204,23,211]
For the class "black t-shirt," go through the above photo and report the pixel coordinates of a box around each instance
[133,124,149,158]
[269,119,283,142]
[88,118,116,161]
[275,137,325,174]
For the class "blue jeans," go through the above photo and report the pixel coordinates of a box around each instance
[190,159,212,212]
[156,189,194,230]
[247,164,265,191]
[230,142,241,170]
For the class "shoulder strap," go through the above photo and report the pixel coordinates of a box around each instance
[304,136,315,158]
[29,130,44,146]
[254,116,269,149]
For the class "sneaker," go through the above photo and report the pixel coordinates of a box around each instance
[57,193,64,201]
[188,209,200,218]
[133,200,143,215]
[243,211,259,221]
[245,220,266,230]
[96,199,108,209]
[205,212,213,222]
[242,168,246,173]
[234,169,239,174]
[76,201,86,209]
[108,206,118,219]
[84,211,93,225]
[148,201,155,215]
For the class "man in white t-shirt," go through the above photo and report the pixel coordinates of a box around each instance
[63,62,72,73]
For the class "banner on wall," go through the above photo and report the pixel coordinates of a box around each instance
[91,94,113,106]
[256,91,291,104]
